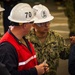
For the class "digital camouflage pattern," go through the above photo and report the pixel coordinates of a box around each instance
[26,29,70,75]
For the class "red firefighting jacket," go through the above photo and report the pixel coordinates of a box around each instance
[0,32,37,71]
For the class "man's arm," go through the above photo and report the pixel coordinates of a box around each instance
[0,42,49,75]
[0,42,37,75]
[0,62,11,75]
[68,44,75,75]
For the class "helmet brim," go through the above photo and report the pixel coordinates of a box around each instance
[8,16,34,23]
[34,16,54,23]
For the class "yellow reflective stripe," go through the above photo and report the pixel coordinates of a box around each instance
[19,55,36,66]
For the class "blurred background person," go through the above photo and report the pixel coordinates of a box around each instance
[0,4,5,19]
[0,0,21,33]
[0,5,10,75]
[0,4,4,37]
[68,42,75,75]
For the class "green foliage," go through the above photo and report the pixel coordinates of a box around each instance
[65,0,75,36]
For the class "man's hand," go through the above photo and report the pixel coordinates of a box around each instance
[70,36,75,44]
[35,62,49,75]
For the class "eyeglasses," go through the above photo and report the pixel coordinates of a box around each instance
[27,21,34,24]
[36,21,50,27]
[29,21,34,24]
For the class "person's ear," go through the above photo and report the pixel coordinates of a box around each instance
[23,24,26,29]
[21,23,26,29]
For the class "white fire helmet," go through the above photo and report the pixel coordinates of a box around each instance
[0,5,5,12]
[33,4,54,23]
[8,3,34,23]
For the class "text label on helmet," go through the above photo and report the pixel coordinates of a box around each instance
[41,11,47,18]
[25,12,32,19]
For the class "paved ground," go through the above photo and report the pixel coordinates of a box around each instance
[0,1,70,75]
